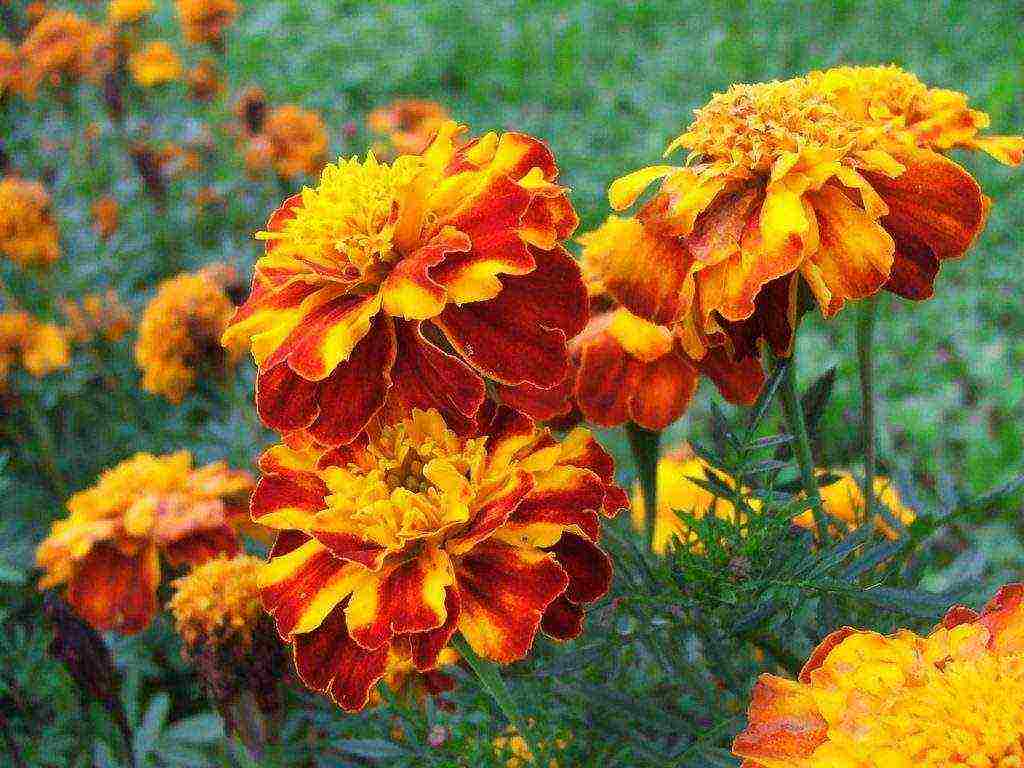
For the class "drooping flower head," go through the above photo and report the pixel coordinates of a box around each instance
[243,104,329,180]
[733,584,1024,767]
[594,73,993,362]
[251,407,625,711]
[128,40,182,88]
[570,216,765,430]
[19,10,114,90]
[224,121,586,446]
[368,98,453,157]
[36,451,253,634]
[174,0,238,46]
[108,0,154,26]
[0,310,69,387]
[792,469,916,541]
[136,271,246,402]
[61,290,132,344]
[0,176,60,268]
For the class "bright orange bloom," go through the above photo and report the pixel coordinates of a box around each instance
[61,290,132,344]
[169,553,263,648]
[136,271,245,402]
[792,469,916,541]
[36,452,252,634]
[593,73,995,363]
[733,584,1024,767]
[186,58,222,103]
[244,105,329,180]
[0,176,60,267]
[108,0,154,26]
[367,98,452,157]
[0,310,70,386]
[0,39,32,99]
[19,10,114,89]
[569,216,765,430]
[251,407,625,711]
[128,40,182,87]
[224,122,585,445]
[174,0,238,45]
[90,195,119,239]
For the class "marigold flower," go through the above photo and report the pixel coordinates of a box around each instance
[90,195,119,239]
[186,58,221,103]
[169,554,263,648]
[128,40,182,87]
[251,407,624,711]
[61,290,132,344]
[493,722,571,768]
[733,583,1024,767]
[224,122,585,444]
[367,98,452,157]
[107,0,153,26]
[0,39,32,99]
[0,310,70,385]
[630,445,758,555]
[175,0,238,46]
[244,104,329,179]
[792,469,915,540]
[36,451,253,634]
[0,176,60,267]
[136,271,246,402]
[594,74,994,362]
[19,10,114,89]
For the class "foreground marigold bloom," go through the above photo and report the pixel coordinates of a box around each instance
[244,105,329,179]
[368,98,452,157]
[128,41,182,87]
[108,0,154,26]
[597,74,992,361]
[0,176,60,267]
[734,584,1024,767]
[19,10,114,89]
[61,290,132,344]
[36,452,253,634]
[792,469,915,540]
[0,310,70,386]
[136,271,246,402]
[224,121,585,444]
[186,59,222,103]
[175,0,238,46]
[90,195,119,239]
[252,407,624,711]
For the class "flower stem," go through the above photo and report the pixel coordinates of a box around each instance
[856,296,879,524]
[22,396,68,500]
[626,422,660,551]
[777,352,828,542]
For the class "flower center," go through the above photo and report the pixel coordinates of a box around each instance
[809,64,929,124]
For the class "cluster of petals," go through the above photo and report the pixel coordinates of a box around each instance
[36,451,253,634]
[174,0,238,46]
[733,584,1024,767]
[250,407,625,711]
[0,310,70,386]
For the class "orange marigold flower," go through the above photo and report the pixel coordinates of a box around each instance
[595,74,994,363]
[0,38,32,99]
[169,553,263,649]
[175,0,238,46]
[128,40,182,87]
[0,310,70,385]
[251,407,625,711]
[224,122,585,445]
[36,451,253,634]
[61,290,132,344]
[19,10,114,89]
[136,271,246,402]
[186,58,221,103]
[244,104,329,180]
[733,583,1024,767]
[90,195,119,239]
[792,469,916,541]
[0,176,60,267]
[107,0,154,26]
[367,98,453,158]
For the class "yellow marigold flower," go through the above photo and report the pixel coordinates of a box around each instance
[107,0,153,26]
[0,176,60,268]
[128,41,182,88]
[19,10,114,89]
[367,98,452,158]
[36,451,252,634]
[792,469,916,540]
[631,445,759,555]
[169,554,262,648]
[135,271,245,402]
[810,64,1024,166]
[0,310,70,385]
[733,583,1024,767]
[594,73,995,365]
[174,0,238,46]
[61,290,132,344]
[245,104,329,179]
[493,721,571,768]
[252,408,624,711]
[186,58,221,103]
[90,195,119,240]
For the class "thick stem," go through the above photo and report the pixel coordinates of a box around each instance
[777,354,828,542]
[856,297,879,524]
[626,422,661,552]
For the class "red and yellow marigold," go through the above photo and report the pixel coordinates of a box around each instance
[0,176,60,268]
[36,451,253,634]
[592,72,999,363]
[224,121,586,445]
[367,98,453,157]
[128,40,182,88]
[251,406,625,711]
[175,0,238,46]
[243,104,329,180]
[733,584,1024,767]
[792,469,916,541]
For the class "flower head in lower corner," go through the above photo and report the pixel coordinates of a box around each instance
[733,584,1024,767]
[128,41,182,88]
[224,121,585,445]
[367,98,453,158]
[792,469,916,541]
[0,311,70,387]
[135,271,246,402]
[36,452,253,634]
[0,176,60,268]
[251,407,625,711]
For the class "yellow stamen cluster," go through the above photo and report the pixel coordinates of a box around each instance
[0,177,60,268]
[809,64,929,123]
[168,554,263,648]
[0,311,70,386]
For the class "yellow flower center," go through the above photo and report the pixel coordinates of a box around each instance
[809,64,929,124]
[169,554,263,647]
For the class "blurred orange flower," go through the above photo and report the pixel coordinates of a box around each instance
[367,98,452,157]
[792,468,916,540]
[0,310,70,387]
[186,59,222,103]
[0,176,60,268]
[61,290,132,344]
[175,0,238,46]
[0,39,32,99]
[244,104,328,179]
[19,10,114,89]
[90,195,119,239]
[129,40,182,87]
[107,0,154,26]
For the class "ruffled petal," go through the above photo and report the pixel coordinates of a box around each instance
[446,470,534,555]
[381,227,470,321]
[66,544,160,635]
[731,674,828,766]
[694,344,766,406]
[410,588,462,672]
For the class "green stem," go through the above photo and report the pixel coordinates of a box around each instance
[856,297,879,524]
[777,353,828,542]
[626,423,661,552]
[22,397,68,500]
[451,635,544,765]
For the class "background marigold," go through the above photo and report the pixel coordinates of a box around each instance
[108,0,154,26]
[792,469,916,540]
[367,98,453,157]
[36,451,253,634]
[175,0,238,46]
[0,310,70,386]
[250,407,624,711]
[0,176,60,267]
[248,104,329,179]
[61,290,132,344]
[733,584,1024,767]
[186,59,222,103]
[128,40,182,88]
[19,10,114,89]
